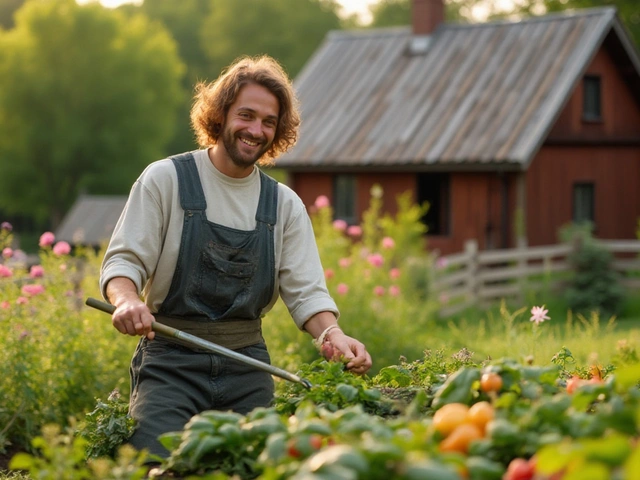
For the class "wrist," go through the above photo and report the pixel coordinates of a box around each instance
[312,324,342,350]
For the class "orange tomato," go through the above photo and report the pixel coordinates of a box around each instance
[480,372,503,393]
[432,403,470,436]
[467,401,495,432]
[439,423,483,454]
[566,375,585,394]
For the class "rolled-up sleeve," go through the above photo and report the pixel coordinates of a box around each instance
[100,179,164,300]
[278,201,339,330]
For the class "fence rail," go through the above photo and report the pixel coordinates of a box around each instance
[431,239,640,318]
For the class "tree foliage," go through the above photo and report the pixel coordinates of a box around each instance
[200,0,343,80]
[0,0,185,227]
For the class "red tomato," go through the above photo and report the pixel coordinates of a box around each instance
[504,458,535,480]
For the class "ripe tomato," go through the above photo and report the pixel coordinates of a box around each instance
[467,401,494,432]
[309,434,323,450]
[432,403,470,436]
[504,458,535,480]
[480,372,503,393]
[439,423,483,454]
[287,439,302,458]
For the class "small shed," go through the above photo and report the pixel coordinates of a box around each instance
[55,194,126,247]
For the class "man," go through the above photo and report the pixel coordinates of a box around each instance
[100,55,372,457]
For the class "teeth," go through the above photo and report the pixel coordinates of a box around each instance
[240,138,258,147]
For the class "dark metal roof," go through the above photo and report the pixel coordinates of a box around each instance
[278,7,639,170]
[55,194,126,246]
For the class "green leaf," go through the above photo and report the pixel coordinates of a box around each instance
[8,452,34,470]
[336,384,358,402]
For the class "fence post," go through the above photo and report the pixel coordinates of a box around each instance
[517,236,528,303]
[465,239,479,308]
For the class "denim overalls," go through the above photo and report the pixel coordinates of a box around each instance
[128,152,278,457]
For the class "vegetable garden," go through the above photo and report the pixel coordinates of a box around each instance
[1,190,640,479]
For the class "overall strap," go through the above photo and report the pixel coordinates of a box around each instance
[255,171,278,226]
[170,152,207,211]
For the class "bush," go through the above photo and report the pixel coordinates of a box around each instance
[561,224,625,318]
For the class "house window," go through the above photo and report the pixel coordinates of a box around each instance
[573,182,594,224]
[582,75,602,121]
[333,174,356,224]
[417,173,450,235]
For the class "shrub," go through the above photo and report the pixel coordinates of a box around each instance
[561,223,625,318]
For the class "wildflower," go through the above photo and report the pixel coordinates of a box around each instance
[2,247,12,259]
[1,221,12,231]
[324,268,335,280]
[373,285,385,296]
[436,257,448,269]
[1,301,9,309]
[367,253,384,268]
[0,265,13,278]
[439,293,449,305]
[530,305,550,325]
[59,264,67,272]
[390,268,401,280]
[16,296,28,305]
[336,283,349,295]
[347,225,362,237]
[332,219,347,231]
[314,195,330,209]
[39,231,55,247]
[53,241,71,256]
[381,237,395,249]
[19,330,30,340]
[22,284,45,296]
[29,265,44,278]
[370,184,383,199]
[338,258,351,268]
[389,285,401,297]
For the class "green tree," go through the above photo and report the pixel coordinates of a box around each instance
[0,0,185,228]
[201,0,343,79]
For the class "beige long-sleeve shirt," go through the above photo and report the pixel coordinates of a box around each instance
[100,149,338,329]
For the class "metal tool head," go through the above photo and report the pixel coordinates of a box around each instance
[300,378,313,390]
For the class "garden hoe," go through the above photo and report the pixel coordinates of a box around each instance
[85,297,312,390]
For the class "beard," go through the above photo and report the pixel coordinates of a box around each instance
[221,126,270,169]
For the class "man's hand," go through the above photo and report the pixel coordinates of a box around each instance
[106,277,155,339]
[322,329,372,375]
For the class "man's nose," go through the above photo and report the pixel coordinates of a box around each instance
[247,120,263,137]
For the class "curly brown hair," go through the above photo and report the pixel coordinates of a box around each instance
[190,55,301,165]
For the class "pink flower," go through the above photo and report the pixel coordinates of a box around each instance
[389,285,401,297]
[1,301,9,309]
[324,268,335,280]
[16,296,28,305]
[314,195,330,209]
[373,285,385,296]
[1,222,12,231]
[39,232,55,247]
[367,253,384,268]
[59,264,67,272]
[439,293,449,304]
[52,241,71,256]
[2,247,12,259]
[0,265,13,278]
[390,268,401,280]
[19,330,30,340]
[332,219,347,231]
[29,265,44,278]
[336,283,349,295]
[338,258,351,268]
[436,257,448,270]
[347,225,362,237]
[22,284,45,296]
[530,306,550,325]
[382,237,395,249]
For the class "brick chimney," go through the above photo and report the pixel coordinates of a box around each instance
[412,0,445,35]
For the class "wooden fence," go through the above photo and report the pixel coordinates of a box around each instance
[430,239,640,318]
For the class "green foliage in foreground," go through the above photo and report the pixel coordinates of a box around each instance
[8,348,640,479]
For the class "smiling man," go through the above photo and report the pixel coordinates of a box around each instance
[99,55,372,459]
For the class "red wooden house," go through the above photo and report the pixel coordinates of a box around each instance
[276,0,640,255]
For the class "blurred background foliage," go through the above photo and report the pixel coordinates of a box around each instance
[0,0,637,236]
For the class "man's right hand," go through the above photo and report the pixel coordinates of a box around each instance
[106,277,155,339]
